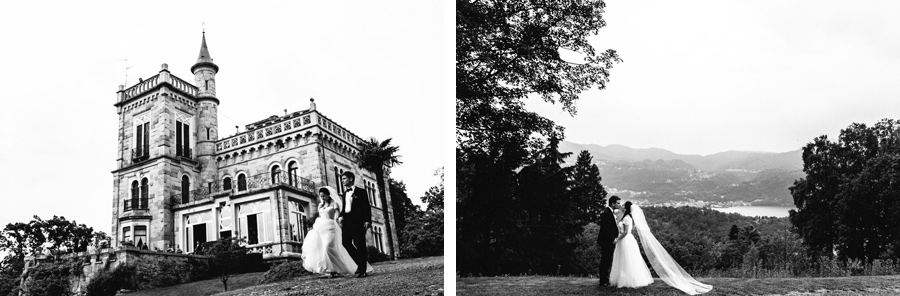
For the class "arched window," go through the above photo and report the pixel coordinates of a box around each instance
[130,181,139,211]
[223,177,232,191]
[287,161,298,186]
[181,176,190,204]
[237,174,247,191]
[140,178,149,209]
[271,165,281,184]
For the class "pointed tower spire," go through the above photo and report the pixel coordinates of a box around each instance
[191,31,219,74]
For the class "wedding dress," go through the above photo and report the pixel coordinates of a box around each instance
[301,199,361,275]
[630,205,713,295]
[609,214,654,288]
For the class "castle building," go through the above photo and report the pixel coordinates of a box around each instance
[110,32,398,261]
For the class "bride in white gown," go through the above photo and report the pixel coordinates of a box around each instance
[609,201,713,295]
[302,186,372,277]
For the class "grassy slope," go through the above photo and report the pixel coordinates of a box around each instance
[123,272,266,296]
[125,256,443,296]
[457,275,900,296]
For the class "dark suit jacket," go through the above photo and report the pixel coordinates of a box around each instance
[342,187,372,227]
[596,207,618,245]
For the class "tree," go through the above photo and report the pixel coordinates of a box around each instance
[457,0,622,148]
[0,215,98,296]
[790,119,900,262]
[457,0,620,275]
[570,150,607,223]
[201,237,247,291]
[358,137,402,260]
[390,179,419,246]
[422,168,444,213]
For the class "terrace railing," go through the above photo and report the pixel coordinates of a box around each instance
[171,173,315,206]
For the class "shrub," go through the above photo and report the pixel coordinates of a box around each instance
[84,265,136,296]
[21,262,80,296]
[128,256,210,290]
[258,261,310,284]
[368,246,390,263]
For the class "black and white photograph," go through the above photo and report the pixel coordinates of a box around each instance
[0,1,445,295]
[457,0,900,295]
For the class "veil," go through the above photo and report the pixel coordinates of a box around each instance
[631,205,713,295]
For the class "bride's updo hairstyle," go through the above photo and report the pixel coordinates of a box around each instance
[318,187,332,205]
[623,201,633,218]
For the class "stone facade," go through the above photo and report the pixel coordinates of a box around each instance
[109,34,400,261]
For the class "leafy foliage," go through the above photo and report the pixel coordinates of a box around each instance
[20,261,81,296]
[571,150,608,223]
[199,237,247,291]
[257,261,310,284]
[0,215,101,296]
[392,171,444,259]
[457,0,620,276]
[367,246,390,263]
[790,119,900,262]
[84,265,137,296]
[457,0,621,146]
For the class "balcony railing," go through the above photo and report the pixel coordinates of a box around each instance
[132,145,149,162]
[171,173,316,206]
[176,147,192,159]
[124,198,149,211]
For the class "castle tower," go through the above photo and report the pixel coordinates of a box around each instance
[191,31,220,192]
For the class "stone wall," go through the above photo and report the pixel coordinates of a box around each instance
[23,247,208,296]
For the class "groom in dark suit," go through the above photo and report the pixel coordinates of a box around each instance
[339,171,372,278]
[597,195,622,286]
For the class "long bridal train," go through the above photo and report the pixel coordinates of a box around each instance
[632,205,713,295]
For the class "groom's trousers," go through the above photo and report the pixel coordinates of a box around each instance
[598,241,615,285]
[342,223,368,274]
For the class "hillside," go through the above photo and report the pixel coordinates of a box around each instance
[559,141,806,206]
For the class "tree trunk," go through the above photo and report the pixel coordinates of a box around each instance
[375,169,396,260]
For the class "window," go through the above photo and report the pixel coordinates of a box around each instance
[372,226,384,253]
[134,225,148,248]
[333,167,341,193]
[287,161,298,186]
[134,121,149,160]
[238,200,272,245]
[184,211,212,253]
[176,120,190,158]
[140,178,148,209]
[181,176,190,204]
[219,204,233,240]
[223,177,232,191]
[122,226,131,244]
[334,167,346,193]
[288,201,307,241]
[237,174,247,191]
[129,181,139,210]
[206,128,210,140]
[366,180,377,207]
[271,165,281,184]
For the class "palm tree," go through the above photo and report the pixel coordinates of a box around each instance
[358,137,401,260]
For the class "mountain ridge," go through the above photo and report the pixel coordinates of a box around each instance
[559,141,803,172]
[558,140,806,206]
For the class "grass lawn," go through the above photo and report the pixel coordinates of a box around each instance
[124,256,443,296]
[123,271,267,296]
[457,275,900,296]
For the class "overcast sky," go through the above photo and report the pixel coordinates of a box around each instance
[0,1,444,233]
[527,0,900,156]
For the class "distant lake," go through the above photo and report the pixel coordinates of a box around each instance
[712,206,796,218]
